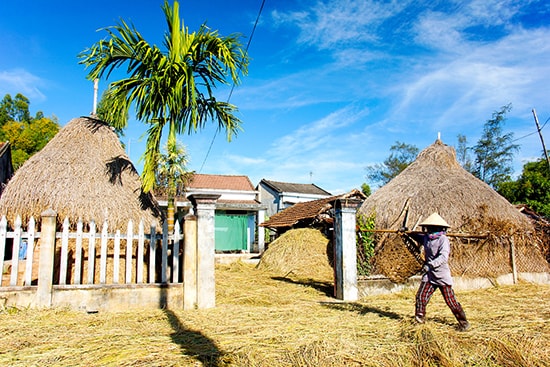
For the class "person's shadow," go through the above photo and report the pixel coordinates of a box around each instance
[164,308,225,366]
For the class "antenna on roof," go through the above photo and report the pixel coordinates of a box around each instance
[92,79,99,116]
[437,132,441,141]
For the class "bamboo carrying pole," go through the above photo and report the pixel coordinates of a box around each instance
[364,229,488,239]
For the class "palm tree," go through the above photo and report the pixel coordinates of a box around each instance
[79,0,248,229]
[156,140,193,234]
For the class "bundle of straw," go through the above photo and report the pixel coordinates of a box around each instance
[257,228,334,282]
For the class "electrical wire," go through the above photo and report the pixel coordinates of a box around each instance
[199,0,266,173]
[512,115,550,143]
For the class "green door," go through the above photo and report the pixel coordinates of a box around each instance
[215,213,248,251]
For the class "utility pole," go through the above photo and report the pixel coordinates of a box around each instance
[532,108,550,172]
[92,79,99,116]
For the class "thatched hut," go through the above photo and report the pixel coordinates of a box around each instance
[0,116,162,231]
[360,139,549,282]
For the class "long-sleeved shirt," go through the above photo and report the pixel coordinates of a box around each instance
[420,232,453,286]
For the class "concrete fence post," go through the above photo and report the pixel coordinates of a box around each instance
[183,213,197,310]
[257,208,266,253]
[188,194,220,309]
[334,198,362,301]
[37,209,57,307]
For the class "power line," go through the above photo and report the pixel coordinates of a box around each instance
[512,115,550,143]
[199,0,266,173]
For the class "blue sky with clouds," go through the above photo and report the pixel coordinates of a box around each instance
[1,0,549,194]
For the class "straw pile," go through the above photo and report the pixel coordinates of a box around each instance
[256,228,334,282]
[361,139,548,282]
[0,116,162,231]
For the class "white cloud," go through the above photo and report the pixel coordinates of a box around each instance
[0,69,47,101]
[384,25,550,133]
[465,0,522,26]
[267,105,369,158]
[271,0,411,50]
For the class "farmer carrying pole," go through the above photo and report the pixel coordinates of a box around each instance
[403,213,470,332]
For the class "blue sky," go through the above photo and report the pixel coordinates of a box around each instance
[1,0,549,194]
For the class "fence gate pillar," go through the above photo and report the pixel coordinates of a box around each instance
[37,209,57,307]
[188,194,220,309]
[333,198,362,301]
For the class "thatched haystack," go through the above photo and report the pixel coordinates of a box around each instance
[256,228,333,282]
[360,139,549,283]
[0,116,162,231]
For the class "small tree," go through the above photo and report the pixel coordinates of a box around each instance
[472,104,519,188]
[360,182,371,197]
[366,141,418,186]
[356,212,376,276]
[155,140,194,234]
[456,134,474,173]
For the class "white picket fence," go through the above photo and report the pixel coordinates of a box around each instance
[0,215,184,288]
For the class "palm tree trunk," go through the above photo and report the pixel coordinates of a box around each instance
[167,195,175,236]
[167,121,177,237]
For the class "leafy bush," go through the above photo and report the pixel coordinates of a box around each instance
[356,212,376,276]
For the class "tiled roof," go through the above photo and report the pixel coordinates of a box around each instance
[188,174,255,191]
[259,179,331,196]
[261,189,365,229]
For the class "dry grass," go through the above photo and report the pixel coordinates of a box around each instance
[1,261,549,367]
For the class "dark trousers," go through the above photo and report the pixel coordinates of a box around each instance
[415,281,467,322]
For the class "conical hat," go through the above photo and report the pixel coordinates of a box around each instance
[419,213,450,228]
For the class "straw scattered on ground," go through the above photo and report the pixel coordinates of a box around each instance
[1,261,549,367]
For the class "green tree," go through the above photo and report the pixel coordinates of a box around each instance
[366,141,418,186]
[498,158,550,218]
[0,93,60,169]
[79,0,248,230]
[472,104,519,188]
[360,182,371,197]
[155,140,194,233]
[0,93,32,124]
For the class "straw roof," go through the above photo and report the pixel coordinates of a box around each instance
[0,117,162,230]
[360,139,533,233]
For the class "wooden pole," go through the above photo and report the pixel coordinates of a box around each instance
[364,229,488,239]
[510,236,517,284]
[532,108,550,172]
